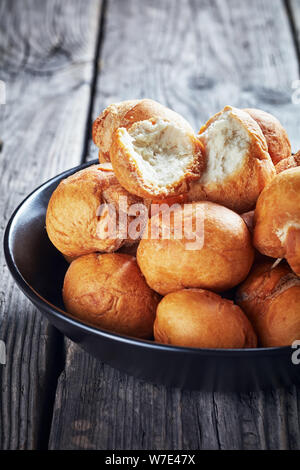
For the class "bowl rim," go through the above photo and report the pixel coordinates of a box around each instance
[3,159,292,358]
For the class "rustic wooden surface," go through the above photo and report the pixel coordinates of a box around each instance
[1,0,300,450]
[0,0,103,449]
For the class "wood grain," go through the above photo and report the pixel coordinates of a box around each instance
[288,0,300,60]
[50,0,300,450]
[49,342,300,450]
[87,0,300,162]
[0,0,103,449]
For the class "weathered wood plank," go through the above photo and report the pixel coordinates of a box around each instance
[49,0,300,450]
[0,0,103,449]
[49,342,300,450]
[87,0,300,161]
[288,0,300,59]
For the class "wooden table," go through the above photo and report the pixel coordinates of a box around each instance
[1,0,300,450]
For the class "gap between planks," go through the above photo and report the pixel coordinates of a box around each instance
[81,0,108,165]
[42,1,108,449]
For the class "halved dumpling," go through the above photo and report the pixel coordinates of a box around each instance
[188,106,276,213]
[253,167,300,276]
[110,118,204,199]
[92,98,195,163]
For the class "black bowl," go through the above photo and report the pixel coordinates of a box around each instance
[4,160,300,391]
